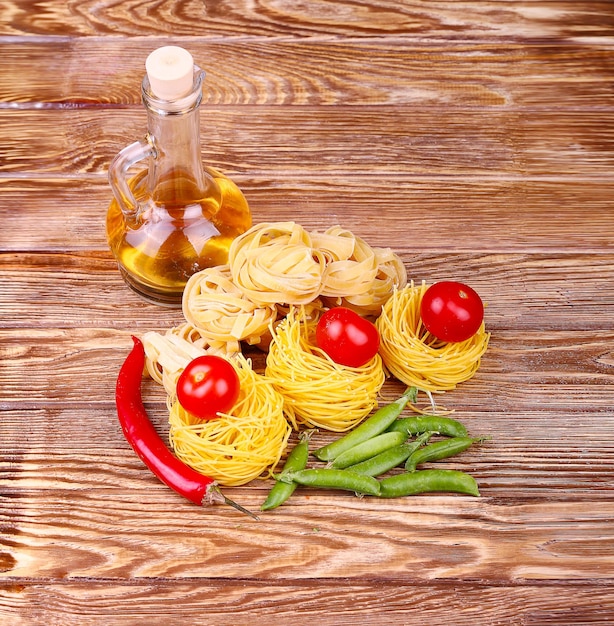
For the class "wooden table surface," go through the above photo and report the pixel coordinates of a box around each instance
[2,1,614,624]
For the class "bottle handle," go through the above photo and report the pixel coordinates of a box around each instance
[108,136,155,223]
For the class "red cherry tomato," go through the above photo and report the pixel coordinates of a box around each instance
[420,281,484,343]
[316,307,380,368]
[176,355,240,420]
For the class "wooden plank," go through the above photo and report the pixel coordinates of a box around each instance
[1,253,614,331]
[1,322,613,408]
[1,40,613,107]
[1,582,614,626]
[1,0,613,39]
[2,396,613,499]
[2,108,614,177]
[1,488,613,580]
[3,399,614,460]
[1,179,614,253]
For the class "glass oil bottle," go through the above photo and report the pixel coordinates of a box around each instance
[106,46,251,305]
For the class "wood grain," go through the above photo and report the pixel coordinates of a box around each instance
[2,108,614,177]
[1,0,614,39]
[2,487,614,577]
[2,178,614,253]
[1,582,614,626]
[1,323,614,405]
[2,253,614,330]
[2,0,614,623]
[1,40,613,107]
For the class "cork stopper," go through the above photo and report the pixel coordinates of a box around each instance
[145,46,195,101]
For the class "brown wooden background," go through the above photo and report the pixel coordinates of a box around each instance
[1,1,614,624]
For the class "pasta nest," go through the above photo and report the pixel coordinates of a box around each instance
[228,221,327,306]
[168,354,291,487]
[226,221,407,316]
[376,281,490,392]
[142,324,239,397]
[182,265,277,349]
[265,307,386,432]
[314,226,408,316]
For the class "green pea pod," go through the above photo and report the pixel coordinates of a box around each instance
[379,469,480,498]
[387,415,468,439]
[348,431,434,476]
[330,431,407,469]
[405,436,483,472]
[314,387,417,462]
[281,468,381,496]
[261,432,312,511]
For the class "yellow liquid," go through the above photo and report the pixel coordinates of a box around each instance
[106,167,251,305]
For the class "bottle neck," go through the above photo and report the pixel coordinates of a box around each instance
[142,69,207,203]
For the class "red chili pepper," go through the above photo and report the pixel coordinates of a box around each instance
[115,336,258,519]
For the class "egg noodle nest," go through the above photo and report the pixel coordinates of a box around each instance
[376,281,490,392]
[168,354,291,487]
[140,221,489,485]
[265,307,386,432]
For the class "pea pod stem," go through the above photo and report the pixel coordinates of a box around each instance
[329,431,407,469]
[279,468,381,496]
[261,431,313,511]
[348,431,434,477]
[314,387,417,462]
[379,469,480,498]
[405,436,486,472]
[387,415,468,439]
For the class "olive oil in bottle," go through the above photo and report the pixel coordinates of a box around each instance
[106,46,251,305]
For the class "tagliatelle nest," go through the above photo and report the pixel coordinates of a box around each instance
[324,247,408,317]
[225,221,407,317]
[168,354,291,487]
[182,265,278,348]
[313,226,379,299]
[175,222,407,354]
[265,307,386,432]
[376,281,490,392]
[228,222,327,306]
[142,325,239,398]
[313,227,408,316]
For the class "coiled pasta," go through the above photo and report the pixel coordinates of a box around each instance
[142,325,236,397]
[265,307,386,432]
[376,281,490,392]
[322,243,408,316]
[168,354,291,486]
[228,222,327,306]
[313,226,379,300]
[225,221,406,317]
[182,265,277,348]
